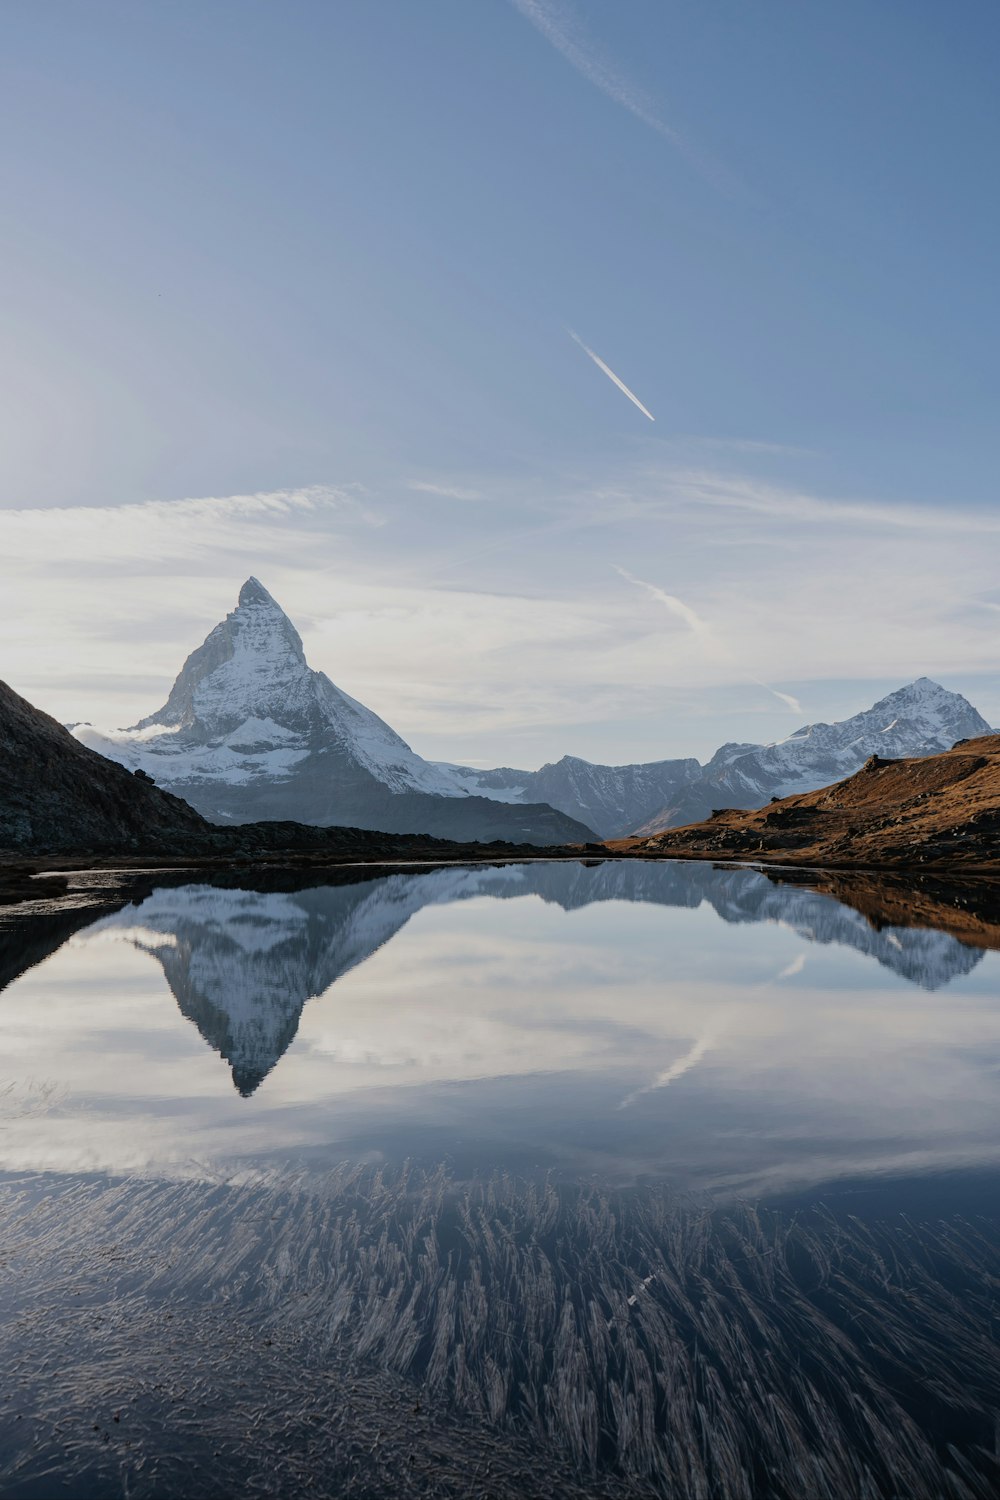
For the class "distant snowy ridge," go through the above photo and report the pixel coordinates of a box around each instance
[439,754,703,838]
[444,678,992,837]
[633,677,992,835]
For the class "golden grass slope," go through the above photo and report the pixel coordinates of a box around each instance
[610,735,1000,871]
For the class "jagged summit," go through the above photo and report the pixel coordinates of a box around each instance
[763,677,988,763]
[73,583,596,844]
[134,577,309,734]
[239,575,278,607]
[69,578,992,845]
[87,577,456,789]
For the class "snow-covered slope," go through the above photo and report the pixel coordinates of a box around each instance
[72,580,596,844]
[446,679,992,838]
[633,678,992,834]
[78,578,460,796]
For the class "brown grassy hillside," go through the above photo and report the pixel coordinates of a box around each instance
[609,736,1000,871]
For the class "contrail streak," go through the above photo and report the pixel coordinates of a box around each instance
[570,331,655,421]
[613,566,705,634]
[749,678,803,715]
[614,567,804,714]
[619,1033,716,1109]
[620,944,804,1111]
[509,0,746,196]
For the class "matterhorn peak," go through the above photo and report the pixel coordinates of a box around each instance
[70,578,596,842]
[125,578,308,734]
[238,576,280,608]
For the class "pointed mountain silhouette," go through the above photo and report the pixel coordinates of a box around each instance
[72,579,595,845]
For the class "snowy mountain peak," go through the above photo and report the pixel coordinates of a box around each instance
[131,577,308,734]
[874,677,956,711]
[238,575,279,608]
[111,578,461,790]
[70,582,597,841]
[767,677,987,756]
[629,676,994,835]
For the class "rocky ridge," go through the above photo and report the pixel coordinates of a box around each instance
[0,678,211,854]
[452,679,992,837]
[445,754,702,839]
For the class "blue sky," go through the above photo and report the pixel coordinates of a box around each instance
[3,1,1000,766]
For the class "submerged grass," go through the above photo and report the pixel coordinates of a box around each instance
[0,1165,998,1498]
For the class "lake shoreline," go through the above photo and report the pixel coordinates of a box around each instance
[7,844,1000,904]
[6,851,1000,957]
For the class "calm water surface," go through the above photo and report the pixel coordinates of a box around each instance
[1,860,998,1497]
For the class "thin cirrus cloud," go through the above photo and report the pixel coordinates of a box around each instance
[570,331,655,422]
[1,482,646,741]
[667,469,1000,534]
[407,481,484,501]
[510,0,685,147]
[509,0,740,193]
[0,485,380,722]
[1,485,371,568]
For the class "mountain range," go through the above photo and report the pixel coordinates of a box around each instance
[447,677,992,836]
[0,674,595,862]
[71,579,993,842]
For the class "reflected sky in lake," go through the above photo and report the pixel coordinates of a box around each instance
[2,860,999,1199]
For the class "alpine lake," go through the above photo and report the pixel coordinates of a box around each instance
[1,857,999,1499]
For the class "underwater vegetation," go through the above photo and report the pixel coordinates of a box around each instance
[1,1164,998,1498]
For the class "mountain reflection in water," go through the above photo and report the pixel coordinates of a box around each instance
[0,860,998,1197]
[2,860,1000,1499]
[84,860,987,1094]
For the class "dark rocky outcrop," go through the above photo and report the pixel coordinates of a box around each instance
[0,680,212,854]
